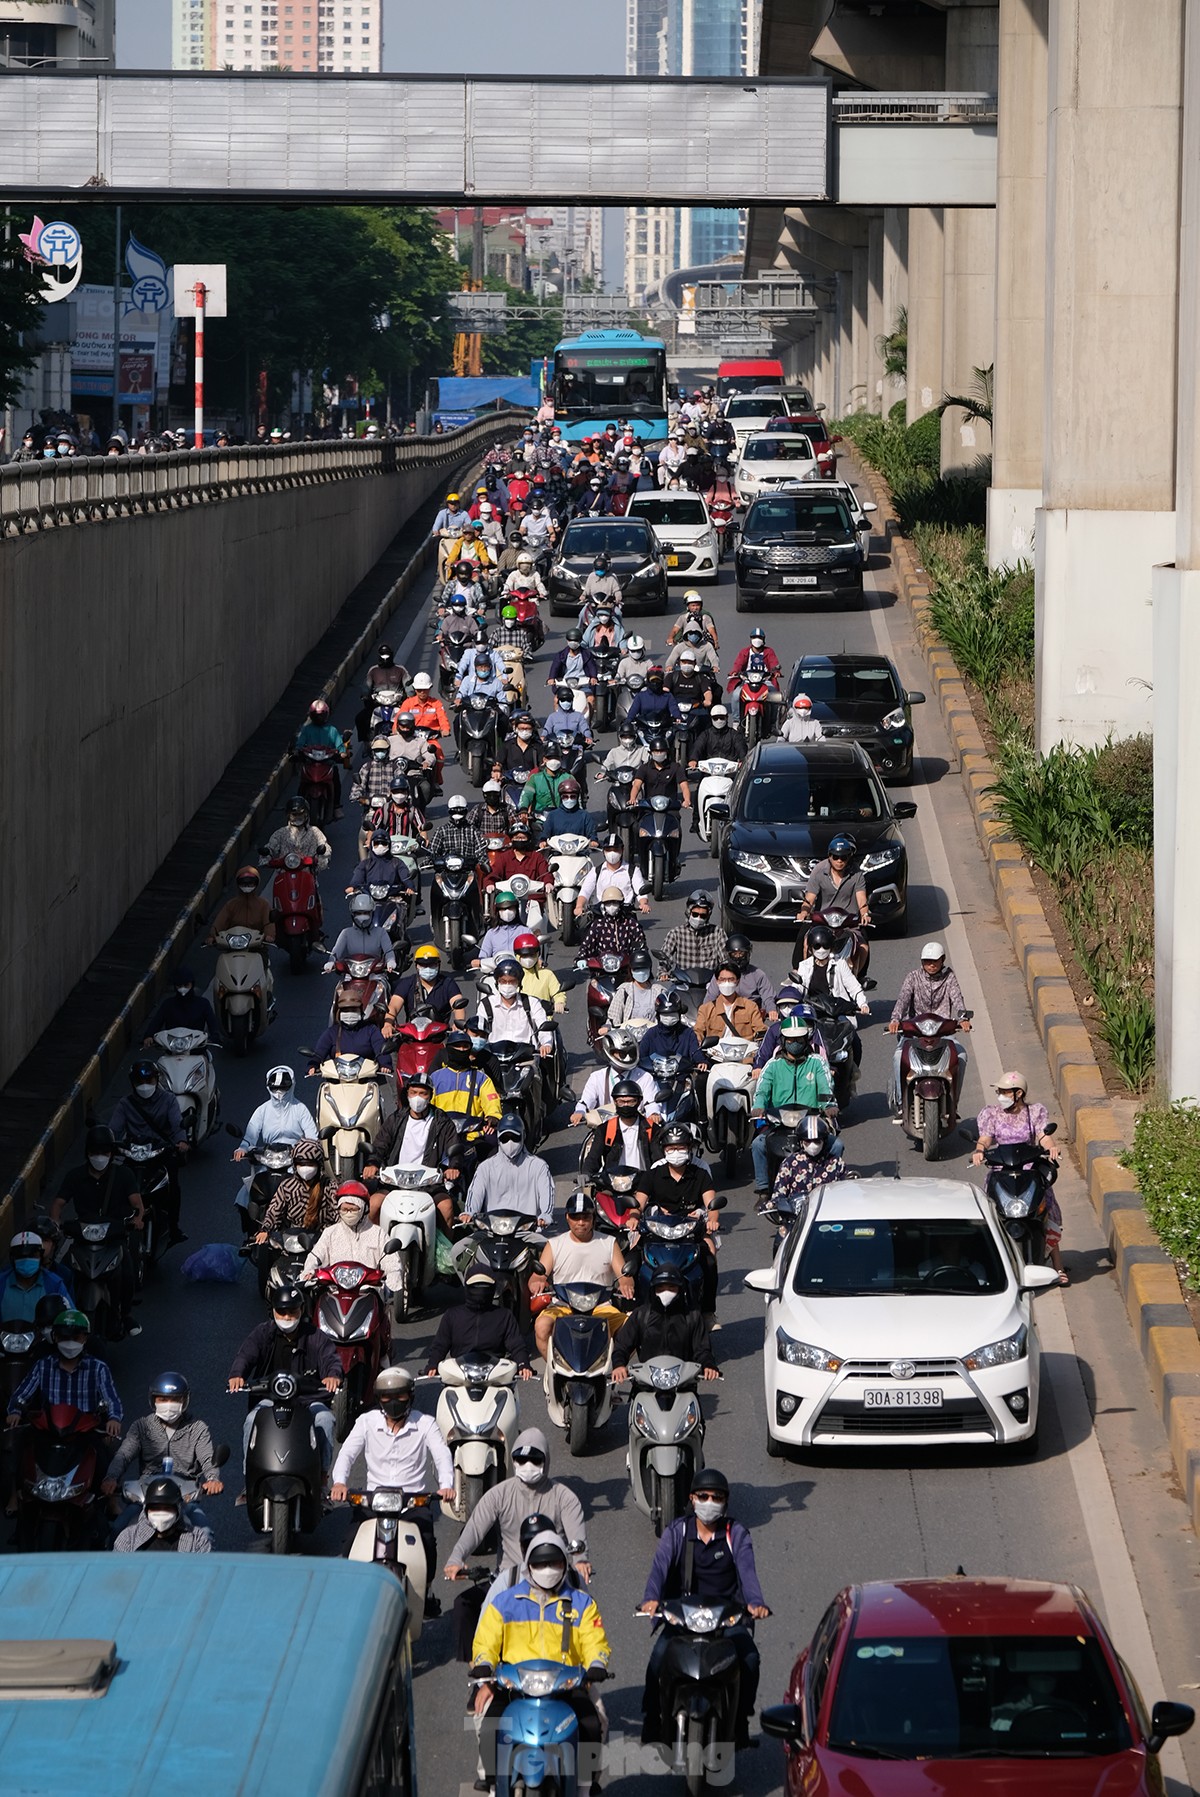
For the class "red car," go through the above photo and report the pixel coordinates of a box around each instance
[762,1577,1192,1793]
[787,411,840,478]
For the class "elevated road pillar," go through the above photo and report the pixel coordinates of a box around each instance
[940,2,998,472]
[906,206,944,425]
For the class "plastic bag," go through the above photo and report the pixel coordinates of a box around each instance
[180,1242,244,1284]
[435,1230,457,1278]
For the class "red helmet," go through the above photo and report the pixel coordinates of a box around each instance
[309,700,330,722]
[513,931,540,956]
[559,777,581,798]
[335,1180,369,1202]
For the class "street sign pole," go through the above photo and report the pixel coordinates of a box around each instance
[193,282,206,449]
[111,203,122,435]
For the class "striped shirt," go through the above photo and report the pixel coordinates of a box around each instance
[11,1353,123,1423]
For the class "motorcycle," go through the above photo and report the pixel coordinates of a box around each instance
[636,796,682,900]
[576,951,631,1045]
[489,1039,549,1148]
[458,694,505,788]
[14,1404,107,1551]
[731,670,777,749]
[622,1355,707,1535]
[699,1031,758,1177]
[153,1026,220,1146]
[118,1443,230,1536]
[544,833,595,947]
[980,1126,1059,1264]
[313,1259,389,1439]
[798,908,873,983]
[504,868,548,937]
[312,1052,387,1181]
[591,644,623,731]
[708,478,737,559]
[119,1139,172,1273]
[327,954,391,1030]
[644,1052,698,1136]
[897,1012,973,1160]
[258,1225,320,1304]
[212,928,274,1054]
[592,1167,641,1242]
[639,1599,759,1789]
[0,1320,38,1416]
[542,1281,618,1455]
[806,993,860,1111]
[59,1217,127,1341]
[344,1487,436,1643]
[454,1210,543,1335]
[237,1371,327,1555]
[633,1204,724,1310]
[693,757,738,857]
[603,767,641,866]
[617,670,646,725]
[673,699,708,770]
[264,851,322,973]
[429,855,484,971]
[378,1164,441,1322]
[295,736,349,824]
[391,1012,450,1090]
[368,687,406,736]
[487,1662,607,1797]
[434,1353,520,1522]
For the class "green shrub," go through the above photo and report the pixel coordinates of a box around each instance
[1092,735,1154,850]
[893,470,989,533]
[923,555,1034,696]
[1128,1103,1200,1275]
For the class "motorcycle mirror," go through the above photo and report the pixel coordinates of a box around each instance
[212,1443,231,1469]
[225,1123,242,1138]
[1043,1120,1058,1136]
[862,977,877,991]
[709,1196,728,1212]
[621,1259,637,1278]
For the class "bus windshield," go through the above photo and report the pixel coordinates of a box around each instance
[553,347,667,417]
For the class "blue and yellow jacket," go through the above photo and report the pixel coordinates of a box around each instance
[472,1578,610,1672]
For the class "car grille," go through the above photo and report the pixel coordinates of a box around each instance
[816,1401,994,1437]
[765,853,815,875]
[763,544,840,566]
[664,548,697,567]
[818,724,877,740]
[840,1359,961,1375]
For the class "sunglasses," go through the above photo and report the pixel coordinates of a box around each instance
[512,1450,545,1465]
[692,1490,724,1502]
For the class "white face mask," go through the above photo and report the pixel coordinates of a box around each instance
[498,1138,522,1161]
[273,1315,301,1333]
[519,956,539,971]
[295,1163,320,1182]
[561,797,579,810]
[604,851,621,866]
[687,915,706,932]
[338,1205,366,1226]
[656,1288,681,1307]
[498,908,517,923]
[812,948,831,964]
[340,1012,363,1028]
[530,1564,565,1590]
[88,1154,112,1172]
[147,1510,178,1534]
[408,1093,430,1115]
[134,1083,157,1099]
[665,1149,689,1168]
[513,1461,543,1487]
[154,1401,184,1424]
[717,980,737,997]
[57,1339,85,1359]
[997,1092,1021,1111]
[693,1499,726,1525]
[497,982,520,999]
[270,1090,290,1106]
[603,903,621,917]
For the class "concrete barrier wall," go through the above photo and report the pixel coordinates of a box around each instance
[0,460,447,1089]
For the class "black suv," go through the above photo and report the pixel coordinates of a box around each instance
[548,517,669,616]
[734,486,865,612]
[785,654,926,783]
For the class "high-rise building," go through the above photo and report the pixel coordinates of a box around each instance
[624,0,761,303]
[0,0,114,67]
[171,1,383,74]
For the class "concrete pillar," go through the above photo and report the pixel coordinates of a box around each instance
[988,0,1049,567]
[866,213,886,414]
[906,207,943,424]
[1154,0,1200,1099]
[1036,0,1183,749]
[882,207,909,413]
[850,246,869,413]
[940,2,998,473]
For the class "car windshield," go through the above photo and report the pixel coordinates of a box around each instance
[790,661,901,704]
[743,497,856,542]
[826,1633,1130,1760]
[793,1217,1008,1296]
[739,770,884,824]
[726,395,785,419]
[742,436,814,462]
[563,524,652,558]
[789,421,830,451]
[631,497,708,526]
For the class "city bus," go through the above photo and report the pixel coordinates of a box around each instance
[0,1554,416,1796]
[550,328,670,449]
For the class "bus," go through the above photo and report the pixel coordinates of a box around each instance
[550,328,669,450]
[0,1554,416,1796]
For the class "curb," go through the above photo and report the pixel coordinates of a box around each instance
[1,444,494,1235]
[849,453,1200,1533]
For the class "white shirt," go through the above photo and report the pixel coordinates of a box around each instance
[619,1117,651,1169]
[238,1094,317,1153]
[396,1112,434,1162]
[478,992,548,1045]
[577,1066,658,1114]
[545,1231,617,1287]
[779,714,824,743]
[578,861,645,908]
[331,1408,454,1491]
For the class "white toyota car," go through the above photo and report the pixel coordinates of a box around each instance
[745,1177,1058,1456]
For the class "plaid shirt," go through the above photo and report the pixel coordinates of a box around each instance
[12,1353,123,1423]
[430,821,489,868]
[660,921,727,973]
[470,800,518,838]
[350,759,394,808]
[489,624,531,654]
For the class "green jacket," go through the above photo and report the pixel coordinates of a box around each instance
[754,1054,833,1113]
[519,769,569,815]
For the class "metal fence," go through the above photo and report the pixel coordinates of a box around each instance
[0,411,529,538]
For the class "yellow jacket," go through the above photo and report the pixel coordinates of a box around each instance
[472,1579,610,1672]
[521,966,566,1014]
[429,1066,502,1121]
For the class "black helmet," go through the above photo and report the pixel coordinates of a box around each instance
[149,1371,190,1405]
[85,1123,116,1156]
[143,1475,184,1515]
[129,1060,159,1088]
[612,1079,642,1109]
[526,1538,568,1570]
[445,1030,473,1069]
[493,955,521,980]
[807,925,835,954]
[377,645,394,665]
[661,1123,691,1148]
[651,1266,685,1293]
[287,797,310,825]
[370,829,391,853]
[519,1511,553,1553]
[726,933,753,966]
[686,889,712,916]
[271,1282,305,1314]
[655,990,681,1016]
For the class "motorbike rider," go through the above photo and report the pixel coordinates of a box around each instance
[227,1281,340,1483]
[474,890,527,968]
[255,1136,338,1238]
[665,623,720,679]
[616,635,652,690]
[429,1031,504,1142]
[356,644,411,743]
[456,650,509,732]
[7,1309,124,1489]
[792,926,871,1064]
[666,648,717,714]
[795,834,871,932]
[0,1230,72,1325]
[638,1468,768,1751]
[141,966,218,1047]
[518,748,571,822]
[971,1072,1065,1282]
[50,1126,145,1338]
[626,668,682,735]
[475,957,553,1064]
[485,823,554,918]
[751,1016,835,1200]
[325,892,399,978]
[582,602,626,652]
[548,631,599,700]
[667,591,719,653]
[580,1079,659,1178]
[112,1473,213,1554]
[530,1192,631,1359]
[103,1371,224,1527]
[632,1125,720,1314]
[464,1112,555,1232]
[686,703,744,830]
[726,627,781,693]
[301,1179,401,1293]
[294,699,350,820]
[513,931,567,1015]
[471,779,518,844]
[350,734,396,818]
[767,1112,846,1220]
[703,932,777,1019]
[395,674,451,788]
[600,720,648,781]
[695,963,768,1045]
[887,940,972,1110]
[572,1024,659,1117]
[751,984,808,1071]
[307,991,392,1074]
[500,549,548,607]
[330,1365,455,1601]
[542,688,594,772]
[388,710,440,794]
[576,834,649,917]
[347,829,419,910]
[470,1530,611,1788]
[233,1064,317,1200]
[363,1073,458,1210]
[637,989,705,1082]
[702,406,736,465]
[206,866,276,975]
[658,892,727,985]
[538,777,601,848]
[779,691,824,744]
[494,715,543,796]
[605,950,661,1031]
[432,490,472,575]
[612,1268,719,1381]
[423,1271,534,1378]
[108,1062,188,1250]
[657,432,687,485]
[385,944,465,1031]
[629,735,691,821]
[429,792,491,888]
[263,796,332,872]
[578,888,647,963]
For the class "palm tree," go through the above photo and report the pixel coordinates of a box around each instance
[938,363,993,428]
[877,306,907,385]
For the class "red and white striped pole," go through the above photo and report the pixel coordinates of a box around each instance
[193,281,207,449]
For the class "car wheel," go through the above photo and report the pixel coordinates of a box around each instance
[766,1428,787,1460]
[1006,1421,1040,1459]
[735,587,752,612]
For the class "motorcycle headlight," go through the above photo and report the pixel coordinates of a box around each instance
[32,1473,85,1502]
[333,1264,367,1290]
[648,1361,682,1389]
[1002,1193,1032,1219]
[775,1328,841,1372]
[1,1331,34,1354]
[370,1490,406,1513]
[859,843,902,871]
[731,852,771,874]
[81,1223,109,1243]
[673,1398,701,1439]
[185,1062,207,1092]
[518,1667,563,1697]
[679,1601,719,1632]
[881,707,907,731]
[964,1326,1027,1371]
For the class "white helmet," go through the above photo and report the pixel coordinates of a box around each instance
[517,552,534,569]
[627,635,645,653]
[412,671,433,691]
[920,941,946,961]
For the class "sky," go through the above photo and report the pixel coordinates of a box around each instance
[114,1,626,277]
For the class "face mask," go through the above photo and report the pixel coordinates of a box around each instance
[530,1564,564,1590]
[57,1339,85,1359]
[687,916,706,932]
[497,982,520,999]
[498,1138,522,1160]
[812,949,831,964]
[615,1104,640,1121]
[498,908,517,923]
[469,1034,488,1051]
[339,1205,366,1226]
[693,1499,726,1525]
[517,730,533,742]
[561,797,578,810]
[274,1315,301,1333]
[88,1153,112,1172]
[269,1090,291,1106]
[175,985,193,998]
[632,969,650,984]
[514,1460,544,1486]
[603,903,621,917]
[604,851,621,866]
[13,1257,40,1279]
[154,1400,184,1424]
[134,1083,156,1100]
[518,955,539,971]
[717,980,737,997]
[651,752,667,764]
[665,1149,689,1167]
[238,883,257,895]
[998,1093,1020,1111]
[465,1287,494,1309]
[660,1013,680,1030]
[373,749,388,761]
[147,1510,178,1534]
[382,1401,412,1425]
[656,1288,681,1308]
[340,1013,362,1028]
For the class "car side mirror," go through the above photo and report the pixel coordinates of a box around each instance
[1148,1700,1195,1753]
[744,1268,780,1297]
[1019,1265,1061,1295]
[760,1703,806,1743]
[893,801,917,819]
[906,690,926,705]
[861,501,878,514]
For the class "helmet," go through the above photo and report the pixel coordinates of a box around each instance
[52,1308,90,1338]
[414,945,440,967]
[604,1028,639,1069]
[376,645,394,665]
[85,1123,116,1156]
[792,693,812,712]
[286,797,310,825]
[446,492,460,504]
[236,864,259,891]
[142,1475,184,1516]
[686,889,712,916]
[807,925,835,956]
[389,776,411,800]
[517,551,534,569]
[369,829,391,854]
[555,686,574,707]
[921,941,946,961]
[271,1282,306,1314]
[684,590,703,607]
[375,1365,415,1420]
[445,1030,473,1069]
[497,1111,524,1142]
[348,894,373,921]
[565,628,582,647]
[495,889,517,914]
[501,605,518,623]
[129,1059,159,1089]
[559,777,581,800]
[10,1229,41,1262]
[308,700,330,723]
[413,671,433,692]
[798,1111,833,1159]
[494,956,521,980]
[679,650,696,667]
[655,990,682,1018]
[612,1078,642,1107]
[726,933,753,964]
[526,1537,568,1572]
[827,835,856,858]
[266,1065,294,1094]
[749,628,765,643]
[709,704,728,723]
[662,1123,691,1148]
[780,1018,813,1057]
[600,885,624,905]
[448,793,468,813]
[148,1371,190,1405]
[627,635,645,653]
[651,1266,684,1294]
[519,1511,553,1554]
[394,711,416,734]
[514,931,540,958]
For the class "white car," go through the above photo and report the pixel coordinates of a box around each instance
[745,1177,1059,1456]
[627,490,720,582]
[809,476,878,558]
[734,432,820,504]
[723,390,788,450]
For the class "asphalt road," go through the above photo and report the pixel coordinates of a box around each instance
[35,509,1200,1797]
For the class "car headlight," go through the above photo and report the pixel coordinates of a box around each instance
[552,563,578,583]
[964,1326,1027,1371]
[731,852,771,873]
[859,843,903,871]
[628,561,658,583]
[881,707,907,731]
[776,1328,842,1372]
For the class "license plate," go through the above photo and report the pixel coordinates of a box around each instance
[782,575,818,587]
[863,1388,943,1409]
[666,554,680,567]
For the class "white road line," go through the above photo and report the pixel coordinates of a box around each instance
[866,552,1184,1781]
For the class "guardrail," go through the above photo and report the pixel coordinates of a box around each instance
[833,92,998,126]
[0,409,530,537]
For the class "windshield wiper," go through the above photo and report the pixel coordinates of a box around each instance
[827,1743,910,1760]
[949,1748,1093,1759]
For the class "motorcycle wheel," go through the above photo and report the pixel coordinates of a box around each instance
[651,856,666,902]
[654,1468,678,1536]
[834,1063,853,1111]
[707,815,721,858]
[393,1253,412,1325]
[287,937,307,974]
[311,785,331,825]
[468,749,485,787]
[722,1133,740,1180]
[922,1104,940,1161]
[560,907,576,948]
[744,709,761,751]
[229,1011,251,1058]
[567,1396,590,1457]
[685,1718,707,1797]
[460,1470,486,1520]
[270,1495,291,1556]
[332,1367,359,1441]
[446,914,465,972]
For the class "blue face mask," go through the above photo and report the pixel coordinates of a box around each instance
[13,1258,41,1279]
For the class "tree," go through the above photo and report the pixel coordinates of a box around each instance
[877,306,907,385]
[938,362,993,429]
[0,211,46,415]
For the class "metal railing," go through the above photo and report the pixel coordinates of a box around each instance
[833,92,998,126]
[0,410,530,538]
